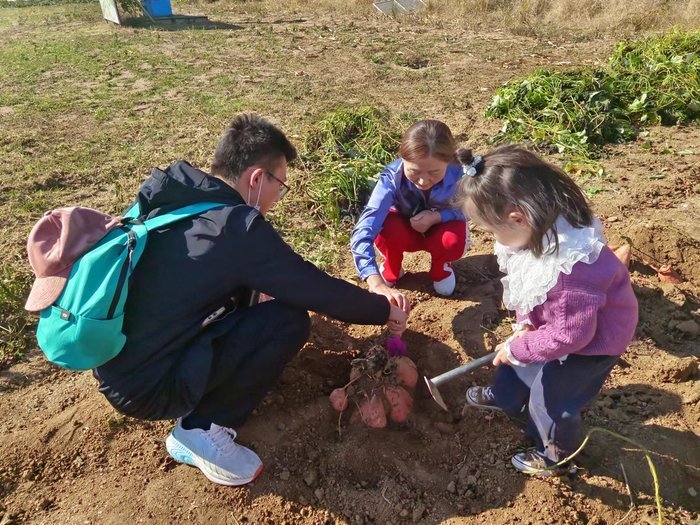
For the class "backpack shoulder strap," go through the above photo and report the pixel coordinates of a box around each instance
[142,202,226,231]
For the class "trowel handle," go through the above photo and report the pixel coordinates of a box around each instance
[430,351,498,387]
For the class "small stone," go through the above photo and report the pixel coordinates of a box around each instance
[466,489,475,498]
[314,488,324,501]
[598,396,613,408]
[400,509,409,518]
[659,356,698,383]
[447,481,456,494]
[303,469,317,487]
[586,516,605,525]
[412,504,425,523]
[606,216,619,222]
[435,422,454,434]
[689,487,698,497]
[279,470,290,481]
[676,320,700,337]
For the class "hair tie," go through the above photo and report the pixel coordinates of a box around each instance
[462,155,483,177]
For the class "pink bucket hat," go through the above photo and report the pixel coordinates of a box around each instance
[25,207,122,312]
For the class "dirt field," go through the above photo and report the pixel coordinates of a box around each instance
[0,1,699,524]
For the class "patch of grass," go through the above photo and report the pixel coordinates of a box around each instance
[608,31,700,124]
[0,0,94,7]
[0,266,34,369]
[486,31,700,170]
[300,107,405,229]
[393,52,429,69]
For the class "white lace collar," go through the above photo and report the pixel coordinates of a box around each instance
[494,216,606,316]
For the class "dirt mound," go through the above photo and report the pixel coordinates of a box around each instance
[623,221,700,285]
[2,246,699,525]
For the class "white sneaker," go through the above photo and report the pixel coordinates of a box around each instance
[165,419,263,486]
[379,261,405,287]
[433,264,456,296]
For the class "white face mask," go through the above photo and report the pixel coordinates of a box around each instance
[247,175,264,211]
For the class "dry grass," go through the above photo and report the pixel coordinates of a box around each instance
[206,0,700,36]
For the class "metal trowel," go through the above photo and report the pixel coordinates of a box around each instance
[424,351,498,411]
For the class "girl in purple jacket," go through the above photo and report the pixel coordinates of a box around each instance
[458,145,638,476]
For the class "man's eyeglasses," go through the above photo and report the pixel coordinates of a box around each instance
[265,171,291,200]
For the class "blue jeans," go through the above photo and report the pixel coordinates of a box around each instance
[492,353,619,462]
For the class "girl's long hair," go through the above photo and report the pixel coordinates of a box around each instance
[456,145,594,256]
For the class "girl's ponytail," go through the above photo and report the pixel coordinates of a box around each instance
[455,147,474,167]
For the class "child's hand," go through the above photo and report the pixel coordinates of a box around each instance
[513,324,534,339]
[492,343,512,367]
[409,210,441,233]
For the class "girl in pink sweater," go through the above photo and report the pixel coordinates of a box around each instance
[457,145,638,476]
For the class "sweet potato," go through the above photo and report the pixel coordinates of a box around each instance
[329,388,348,412]
[394,356,418,389]
[656,265,683,284]
[384,385,413,423]
[358,392,387,428]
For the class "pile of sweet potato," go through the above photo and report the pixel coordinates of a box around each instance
[329,346,418,428]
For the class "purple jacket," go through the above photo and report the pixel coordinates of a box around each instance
[351,158,466,280]
[509,246,638,364]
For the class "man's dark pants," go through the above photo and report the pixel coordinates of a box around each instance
[189,300,311,428]
[97,300,312,429]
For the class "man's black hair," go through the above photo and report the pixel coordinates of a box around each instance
[211,113,297,182]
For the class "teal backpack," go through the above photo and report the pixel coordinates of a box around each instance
[35,201,224,370]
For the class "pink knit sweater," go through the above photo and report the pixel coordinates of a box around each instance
[508,246,638,364]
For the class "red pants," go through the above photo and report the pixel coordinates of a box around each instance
[375,212,467,282]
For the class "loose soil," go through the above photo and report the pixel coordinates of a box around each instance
[1,3,698,525]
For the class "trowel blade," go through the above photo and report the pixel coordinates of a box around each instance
[424,376,448,411]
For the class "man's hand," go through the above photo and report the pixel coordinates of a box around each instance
[387,303,408,335]
[367,274,411,313]
[409,210,441,234]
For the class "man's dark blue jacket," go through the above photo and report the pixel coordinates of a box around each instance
[95,161,389,419]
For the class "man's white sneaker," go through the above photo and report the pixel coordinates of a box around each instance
[433,264,456,296]
[165,419,263,486]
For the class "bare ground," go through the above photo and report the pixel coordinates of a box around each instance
[0,3,699,524]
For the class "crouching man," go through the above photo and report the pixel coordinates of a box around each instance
[93,114,410,486]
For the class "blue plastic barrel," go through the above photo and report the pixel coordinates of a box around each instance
[143,0,172,17]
